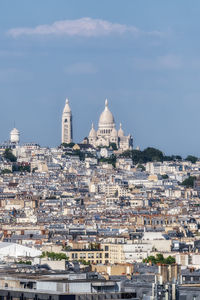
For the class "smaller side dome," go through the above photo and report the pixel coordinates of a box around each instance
[89,123,96,138]
[118,123,124,137]
[111,127,118,137]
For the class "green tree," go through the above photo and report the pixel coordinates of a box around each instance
[72,150,85,161]
[3,149,17,162]
[13,164,31,173]
[79,259,91,265]
[119,150,132,159]
[109,143,118,150]
[40,251,68,261]
[163,155,182,161]
[120,147,164,164]
[181,176,196,188]
[61,142,75,148]
[99,154,116,168]
[165,256,176,264]
[1,169,12,174]
[143,255,157,264]
[186,155,198,164]
[120,148,183,164]
[162,174,169,179]
[18,260,32,265]
[137,164,145,171]
[143,254,176,265]
[143,147,164,162]
[156,253,165,263]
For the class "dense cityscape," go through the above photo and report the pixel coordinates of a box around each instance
[2,0,200,299]
[0,99,199,299]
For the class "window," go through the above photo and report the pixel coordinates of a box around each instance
[65,119,68,123]
[88,253,94,258]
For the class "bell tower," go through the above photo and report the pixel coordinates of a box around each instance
[62,98,73,144]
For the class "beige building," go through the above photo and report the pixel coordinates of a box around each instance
[66,241,153,264]
[101,243,152,264]
[92,263,134,276]
[65,249,109,264]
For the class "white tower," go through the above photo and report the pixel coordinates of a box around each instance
[10,128,20,144]
[62,98,73,144]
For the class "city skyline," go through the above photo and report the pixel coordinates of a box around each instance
[1,96,199,159]
[1,3,200,296]
[1,1,200,156]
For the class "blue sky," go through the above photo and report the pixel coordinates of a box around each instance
[0,0,200,156]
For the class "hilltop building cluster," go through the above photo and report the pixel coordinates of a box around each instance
[62,98,133,151]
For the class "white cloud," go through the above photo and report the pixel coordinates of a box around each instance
[65,62,97,75]
[7,17,163,38]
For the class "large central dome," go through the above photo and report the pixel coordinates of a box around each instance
[98,99,115,129]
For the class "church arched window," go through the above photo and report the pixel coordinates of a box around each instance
[65,119,68,123]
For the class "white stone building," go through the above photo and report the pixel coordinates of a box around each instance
[0,242,41,259]
[62,99,73,144]
[88,99,133,151]
[10,128,20,144]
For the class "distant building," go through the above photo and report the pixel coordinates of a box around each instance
[88,99,133,151]
[0,242,41,259]
[10,128,20,144]
[62,98,73,144]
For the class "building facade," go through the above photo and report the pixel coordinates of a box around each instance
[10,128,20,144]
[88,99,133,151]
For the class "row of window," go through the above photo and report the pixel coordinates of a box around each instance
[100,129,111,134]
[71,253,106,259]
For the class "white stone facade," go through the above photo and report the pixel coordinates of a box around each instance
[88,99,133,151]
[62,99,73,144]
[10,128,20,144]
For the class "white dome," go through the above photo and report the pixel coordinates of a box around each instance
[111,127,118,137]
[98,99,115,128]
[63,98,71,113]
[11,128,19,134]
[118,123,124,137]
[10,128,20,143]
[89,123,96,138]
